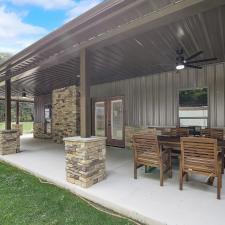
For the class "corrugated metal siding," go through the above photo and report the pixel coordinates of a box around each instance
[91,62,225,128]
[34,94,52,123]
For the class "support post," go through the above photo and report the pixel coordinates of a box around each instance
[5,79,11,130]
[16,101,19,125]
[80,48,91,138]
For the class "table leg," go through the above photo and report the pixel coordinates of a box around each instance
[221,148,225,174]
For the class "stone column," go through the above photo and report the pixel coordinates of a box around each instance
[0,130,20,155]
[64,136,106,188]
[33,122,52,139]
[12,124,23,135]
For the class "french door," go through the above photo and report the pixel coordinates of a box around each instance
[92,96,125,148]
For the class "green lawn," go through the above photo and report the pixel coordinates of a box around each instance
[0,162,134,225]
[0,122,33,133]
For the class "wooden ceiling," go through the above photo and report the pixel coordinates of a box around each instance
[0,0,225,96]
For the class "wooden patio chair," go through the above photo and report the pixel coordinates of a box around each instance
[201,128,224,140]
[180,137,223,199]
[211,128,224,141]
[133,133,172,186]
[171,128,189,137]
[200,128,211,137]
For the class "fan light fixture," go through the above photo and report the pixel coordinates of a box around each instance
[22,89,26,98]
[175,48,217,70]
[176,64,185,70]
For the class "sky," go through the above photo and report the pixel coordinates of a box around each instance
[0,0,103,54]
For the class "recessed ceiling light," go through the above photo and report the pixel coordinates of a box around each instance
[177,27,184,38]
[76,74,80,78]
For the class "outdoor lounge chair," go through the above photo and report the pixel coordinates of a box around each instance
[180,137,223,199]
[133,133,172,186]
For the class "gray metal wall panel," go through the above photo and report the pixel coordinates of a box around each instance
[34,94,52,123]
[91,62,225,128]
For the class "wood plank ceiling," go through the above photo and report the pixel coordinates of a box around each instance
[0,0,225,96]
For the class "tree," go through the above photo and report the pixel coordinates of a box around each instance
[0,52,12,65]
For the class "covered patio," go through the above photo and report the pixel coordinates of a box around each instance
[1,0,225,224]
[0,134,224,225]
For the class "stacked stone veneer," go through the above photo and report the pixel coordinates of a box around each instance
[52,85,80,144]
[33,122,52,139]
[12,124,23,135]
[64,136,106,188]
[0,130,20,155]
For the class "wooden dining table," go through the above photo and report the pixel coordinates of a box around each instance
[158,135,225,170]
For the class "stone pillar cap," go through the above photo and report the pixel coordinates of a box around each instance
[63,136,107,143]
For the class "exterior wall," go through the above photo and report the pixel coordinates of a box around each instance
[34,94,52,123]
[91,62,225,128]
[52,85,80,143]
[33,94,52,138]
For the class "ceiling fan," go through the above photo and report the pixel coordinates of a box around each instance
[176,48,217,70]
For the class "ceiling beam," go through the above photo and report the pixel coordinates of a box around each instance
[0,96,34,103]
[0,52,80,82]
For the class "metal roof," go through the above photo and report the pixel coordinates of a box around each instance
[0,0,225,96]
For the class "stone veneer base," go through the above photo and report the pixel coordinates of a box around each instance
[0,130,19,155]
[33,122,52,139]
[64,136,106,188]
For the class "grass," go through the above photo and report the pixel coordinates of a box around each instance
[0,122,33,133]
[0,162,134,225]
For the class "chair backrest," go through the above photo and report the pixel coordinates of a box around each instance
[181,137,218,175]
[211,128,224,141]
[132,133,160,158]
[171,128,189,137]
[200,128,211,137]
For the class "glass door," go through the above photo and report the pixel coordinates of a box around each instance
[108,98,124,147]
[92,96,125,148]
[94,101,106,137]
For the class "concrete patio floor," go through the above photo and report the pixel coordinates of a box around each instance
[0,134,225,225]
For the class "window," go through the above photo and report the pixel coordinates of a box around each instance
[179,88,208,128]
[44,105,51,120]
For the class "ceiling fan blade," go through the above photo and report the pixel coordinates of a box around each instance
[186,64,202,69]
[186,51,203,61]
[186,57,217,64]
